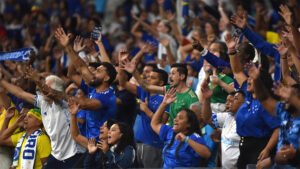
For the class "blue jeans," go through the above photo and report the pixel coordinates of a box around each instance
[42,153,82,169]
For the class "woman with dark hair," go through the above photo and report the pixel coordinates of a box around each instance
[151,88,211,168]
[88,122,136,169]
[224,32,280,169]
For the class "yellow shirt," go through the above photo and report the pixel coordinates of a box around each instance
[11,131,52,169]
[0,102,19,133]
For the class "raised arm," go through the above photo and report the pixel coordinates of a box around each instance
[0,75,35,105]
[224,33,247,86]
[151,88,177,134]
[95,33,111,64]
[200,81,213,125]
[68,99,88,148]
[132,13,159,38]
[120,54,164,94]
[55,28,94,83]
[247,63,277,116]
[0,113,25,146]
[160,38,176,65]
[279,5,300,56]
[165,11,183,44]
[273,40,296,85]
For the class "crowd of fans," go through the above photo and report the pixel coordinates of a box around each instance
[0,0,299,168]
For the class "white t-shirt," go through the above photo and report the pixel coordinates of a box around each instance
[35,94,83,160]
[212,112,240,169]
[157,32,178,69]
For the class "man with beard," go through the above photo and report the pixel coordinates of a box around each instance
[123,62,199,126]
[248,64,300,169]
[55,27,117,168]
[55,27,117,140]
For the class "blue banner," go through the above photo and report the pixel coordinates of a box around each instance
[0,47,33,61]
[182,0,189,36]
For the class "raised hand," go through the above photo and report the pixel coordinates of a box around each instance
[192,38,204,51]
[279,5,292,26]
[273,40,288,57]
[175,132,187,142]
[15,113,26,127]
[162,88,177,105]
[131,12,139,21]
[54,27,72,47]
[230,11,247,29]
[88,138,98,154]
[272,82,292,101]
[141,42,157,53]
[245,62,261,80]
[68,98,80,115]
[24,65,39,82]
[5,107,16,120]
[94,33,103,45]
[73,36,86,52]
[97,140,109,154]
[224,32,238,50]
[201,81,213,99]
[118,49,129,63]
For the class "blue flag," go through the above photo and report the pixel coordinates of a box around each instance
[181,0,189,36]
[0,47,33,61]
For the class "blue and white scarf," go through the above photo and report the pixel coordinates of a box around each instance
[12,129,42,169]
[0,47,33,61]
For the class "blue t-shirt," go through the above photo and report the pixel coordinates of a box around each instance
[77,109,87,137]
[159,124,207,168]
[235,82,280,137]
[275,102,300,150]
[80,80,116,139]
[134,86,166,148]
[201,125,218,167]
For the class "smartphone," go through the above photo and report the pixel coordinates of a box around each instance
[91,26,102,40]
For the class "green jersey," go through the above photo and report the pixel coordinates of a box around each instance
[165,85,199,126]
[209,74,234,103]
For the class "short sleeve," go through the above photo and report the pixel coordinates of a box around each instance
[11,131,25,147]
[190,133,208,157]
[137,86,147,100]
[212,113,230,129]
[159,124,172,141]
[261,109,281,130]
[275,102,285,118]
[34,94,43,109]
[37,134,52,158]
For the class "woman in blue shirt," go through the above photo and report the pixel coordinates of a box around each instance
[151,88,211,168]
[224,32,280,169]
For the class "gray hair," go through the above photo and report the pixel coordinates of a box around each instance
[45,75,65,92]
[190,102,203,114]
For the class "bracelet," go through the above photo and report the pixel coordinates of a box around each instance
[228,51,237,55]
[185,136,190,143]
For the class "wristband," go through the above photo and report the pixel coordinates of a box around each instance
[228,51,237,55]
[185,136,190,143]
